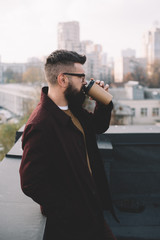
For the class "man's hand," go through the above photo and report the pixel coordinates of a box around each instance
[95,80,109,91]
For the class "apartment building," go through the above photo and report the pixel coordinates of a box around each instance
[57,21,80,52]
[110,81,160,125]
[143,26,160,65]
[57,21,108,81]
[0,62,27,83]
[0,84,37,116]
[114,55,147,83]
[143,26,160,75]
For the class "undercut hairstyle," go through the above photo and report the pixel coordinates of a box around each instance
[44,49,86,85]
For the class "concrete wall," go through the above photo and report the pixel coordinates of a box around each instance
[118,99,160,124]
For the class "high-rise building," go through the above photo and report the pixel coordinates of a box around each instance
[79,41,106,80]
[114,56,146,83]
[143,26,160,66]
[57,21,108,81]
[57,21,80,52]
[121,48,136,58]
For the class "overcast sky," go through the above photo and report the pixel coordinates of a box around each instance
[0,0,160,63]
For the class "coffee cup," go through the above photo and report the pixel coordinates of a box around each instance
[84,79,113,105]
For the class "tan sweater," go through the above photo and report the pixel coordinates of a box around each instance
[63,109,92,174]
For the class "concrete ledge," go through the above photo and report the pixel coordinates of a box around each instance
[6,136,23,159]
[0,157,46,240]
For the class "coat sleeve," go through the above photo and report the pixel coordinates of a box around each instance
[89,101,113,134]
[19,124,59,211]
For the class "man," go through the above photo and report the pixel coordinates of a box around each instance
[19,50,117,240]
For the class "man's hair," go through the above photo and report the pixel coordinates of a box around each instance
[44,49,86,85]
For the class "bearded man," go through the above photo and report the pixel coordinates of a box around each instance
[19,50,117,240]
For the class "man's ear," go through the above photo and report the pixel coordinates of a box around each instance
[57,73,68,88]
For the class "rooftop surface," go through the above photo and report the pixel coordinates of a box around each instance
[0,125,160,240]
[107,125,160,134]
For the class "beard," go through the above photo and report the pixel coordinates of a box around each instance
[64,82,86,108]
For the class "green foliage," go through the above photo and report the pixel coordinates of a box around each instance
[0,123,19,161]
[0,82,41,161]
[0,115,30,161]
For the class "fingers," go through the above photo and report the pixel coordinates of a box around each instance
[94,80,109,91]
[90,78,110,91]
[104,84,109,91]
[95,80,104,87]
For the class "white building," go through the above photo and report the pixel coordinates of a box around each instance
[0,59,44,84]
[79,41,108,81]
[121,48,136,58]
[116,99,160,125]
[114,56,136,83]
[143,26,160,74]
[0,62,27,83]
[0,84,39,116]
[114,56,147,83]
[80,41,102,79]
[110,81,160,125]
[57,21,80,52]
[124,81,144,100]
[57,21,108,81]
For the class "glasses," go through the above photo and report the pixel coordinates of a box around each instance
[63,72,86,83]
[63,73,85,78]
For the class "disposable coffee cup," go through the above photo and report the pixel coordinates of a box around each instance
[84,79,113,105]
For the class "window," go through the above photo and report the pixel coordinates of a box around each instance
[141,108,147,117]
[131,108,136,116]
[152,108,159,116]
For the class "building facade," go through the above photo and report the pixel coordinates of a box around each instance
[110,81,160,125]
[114,55,147,83]
[0,84,38,116]
[0,62,27,83]
[143,26,160,74]
[121,48,136,58]
[57,21,80,52]
[57,21,109,82]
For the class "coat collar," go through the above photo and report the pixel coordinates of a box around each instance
[40,86,71,126]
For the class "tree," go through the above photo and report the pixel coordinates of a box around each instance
[0,112,34,161]
[124,72,135,82]
[134,65,148,86]
[0,85,41,161]
[0,123,19,161]
[22,67,45,84]
[124,66,148,86]
[148,60,160,88]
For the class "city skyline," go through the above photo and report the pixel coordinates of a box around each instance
[0,0,160,63]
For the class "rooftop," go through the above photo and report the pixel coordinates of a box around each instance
[0,125,160,240]
[107,125,160,134]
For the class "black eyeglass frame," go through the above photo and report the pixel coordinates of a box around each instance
[63,73,85,78]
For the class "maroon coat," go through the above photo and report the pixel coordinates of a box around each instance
[19,87,116,240]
